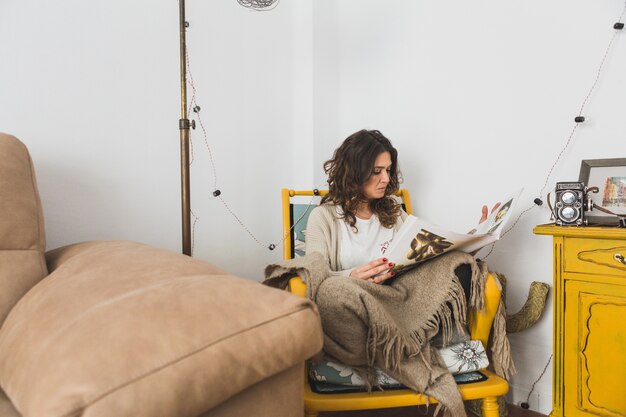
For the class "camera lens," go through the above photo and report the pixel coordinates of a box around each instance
[561,191,576,204]
[561,206,577,220]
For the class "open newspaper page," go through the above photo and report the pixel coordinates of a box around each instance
[385,189,522,275]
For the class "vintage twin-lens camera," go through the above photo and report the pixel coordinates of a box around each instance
[553,182,594,226]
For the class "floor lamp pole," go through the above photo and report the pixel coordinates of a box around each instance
[178,0,192,256]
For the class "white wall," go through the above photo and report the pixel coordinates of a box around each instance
[0,0,313,279]
[2,0,625,414]
[312,0,626,414]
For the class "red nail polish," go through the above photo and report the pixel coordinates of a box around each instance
[390,271,396,276]
[383,258,388,262]
[388,263,394,267]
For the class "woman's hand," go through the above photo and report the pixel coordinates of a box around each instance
[479,202,501,224]
[349,258,395,284]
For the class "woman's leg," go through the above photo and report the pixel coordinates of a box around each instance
[454,263,472,304]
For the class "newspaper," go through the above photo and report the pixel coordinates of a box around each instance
[385,189,523,274]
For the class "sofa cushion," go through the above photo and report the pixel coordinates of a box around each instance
[0,241,323,417]
[0,133,47,326]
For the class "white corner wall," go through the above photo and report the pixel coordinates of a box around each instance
[2,0,625,414]
[312,0,626,414]
[0,0,314,279]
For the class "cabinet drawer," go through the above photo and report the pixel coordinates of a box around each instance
[564,237,626,277]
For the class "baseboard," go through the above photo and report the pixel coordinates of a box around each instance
[507,383,550,415]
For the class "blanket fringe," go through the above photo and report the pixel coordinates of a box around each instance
[367,325,420,370]
[470,261,488,313]
[366,279,469,374]
[491,298,517,379]
[417,280,468,348]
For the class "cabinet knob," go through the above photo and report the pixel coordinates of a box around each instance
[614,253,626,265]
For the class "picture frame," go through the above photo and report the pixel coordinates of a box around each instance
[579,158,626,221]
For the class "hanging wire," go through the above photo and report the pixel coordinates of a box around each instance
[185,1,624,255]
[185,27,323,253]
[186,50,218,190]
[521,355,553,409]
[483,3,625,259]
[538,0,626,198]
[190,208,200,254]
[481,202,536,259]
[215,192,322,250]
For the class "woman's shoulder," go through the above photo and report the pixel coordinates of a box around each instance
[310,203,340,219]
[306,204,342,238]
[309,204,345,230]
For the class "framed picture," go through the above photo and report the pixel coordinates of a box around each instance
[579,158,626,221]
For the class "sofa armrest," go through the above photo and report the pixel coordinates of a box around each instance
[0,241,323,417]
[0,134,48,328]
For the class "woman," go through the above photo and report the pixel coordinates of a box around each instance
[305,129,401,283]
[305,129,495,285]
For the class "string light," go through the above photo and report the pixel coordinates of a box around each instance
[483,3,625,258]
[186,2,625,256]
[520,355,553,410]
[185,47,323,254]
[182,1,335,255]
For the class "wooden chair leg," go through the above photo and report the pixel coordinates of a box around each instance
[481,396,499,417]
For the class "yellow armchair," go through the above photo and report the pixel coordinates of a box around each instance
[281,188,509,417]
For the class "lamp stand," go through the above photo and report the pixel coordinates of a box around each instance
[178,0,192,256]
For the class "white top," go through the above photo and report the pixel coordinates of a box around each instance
[305,204,407,277]
[337,207,396,270]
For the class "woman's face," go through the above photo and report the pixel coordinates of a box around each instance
[362,151,392,200]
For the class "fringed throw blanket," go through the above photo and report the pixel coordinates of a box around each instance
[264,250,514,417]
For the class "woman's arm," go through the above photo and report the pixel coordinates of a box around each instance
[305,206,353,276]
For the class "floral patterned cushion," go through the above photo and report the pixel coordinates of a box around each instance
[309,340,488,387]
[310,360,403,387]
[438,340,489,374]
[308,371,488,393]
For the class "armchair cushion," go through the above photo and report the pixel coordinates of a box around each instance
[0,240,323,417]
[309,340,489,387]
[0,133,47,326]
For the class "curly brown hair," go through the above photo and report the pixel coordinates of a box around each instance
[321,129,402,231]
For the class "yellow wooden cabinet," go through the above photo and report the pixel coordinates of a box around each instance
[534,225,626,417]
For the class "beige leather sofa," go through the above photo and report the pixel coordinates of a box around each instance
[0,133,323,417]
